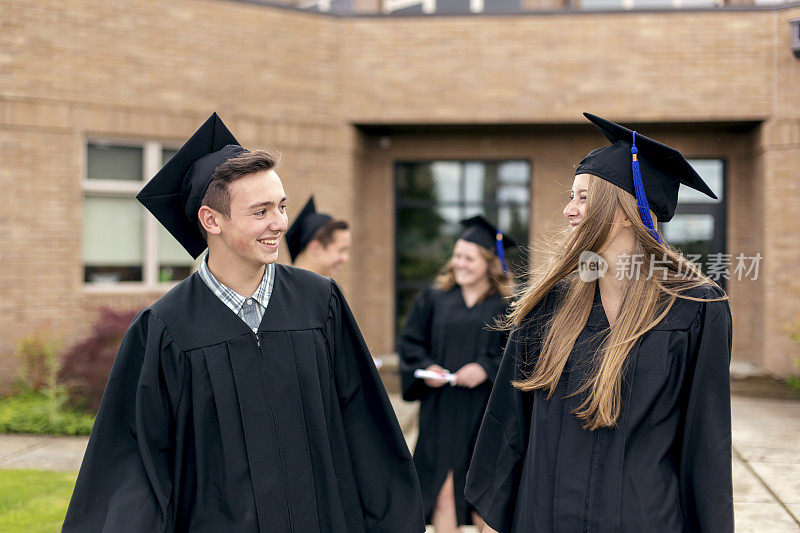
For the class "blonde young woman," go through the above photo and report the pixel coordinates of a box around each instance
[466,114,733,533]
[400,216,516,533]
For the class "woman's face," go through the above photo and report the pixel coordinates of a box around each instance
[451,239,490,288]
[563,173,590,228]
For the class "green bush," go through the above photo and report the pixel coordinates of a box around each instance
[13,329,61,394]
[788,376,800,396]
[0,391,95,436]
[0,330,94,435]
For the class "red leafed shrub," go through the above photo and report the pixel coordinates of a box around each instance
[59,307,138,413]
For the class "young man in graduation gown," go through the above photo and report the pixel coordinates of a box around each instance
[63,113,424,533]
[286,196,351,279]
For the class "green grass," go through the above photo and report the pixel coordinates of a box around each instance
[0,391,95,436]
[0,469,76,532]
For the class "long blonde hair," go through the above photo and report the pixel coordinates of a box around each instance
[510,175,726,430]
[435,241,512,301]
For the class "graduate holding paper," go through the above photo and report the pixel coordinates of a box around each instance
[399,217,515,532]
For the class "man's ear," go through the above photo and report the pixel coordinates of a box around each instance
[307,239,324,254]
[198,205,223,236]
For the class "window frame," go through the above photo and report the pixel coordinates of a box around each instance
[82,138,192,292]
[673,157,727,254]
[578,0,722,9]
[393,158,532,344]
[661,157,728,283]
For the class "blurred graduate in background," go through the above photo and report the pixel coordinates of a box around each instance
[399,216,516,533]
[286,196,350,279]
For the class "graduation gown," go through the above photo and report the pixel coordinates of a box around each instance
[465,282,733,533]
[64,264,424,533]
[399,286,508,525]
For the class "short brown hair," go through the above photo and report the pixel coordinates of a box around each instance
[198,149,280,238]
[312,219,349,248]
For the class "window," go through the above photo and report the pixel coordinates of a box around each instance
[660,158,726,282]
[579,0,718,9]
[382,0,484,14]
[395,160,531,340]
[83,142,197,286]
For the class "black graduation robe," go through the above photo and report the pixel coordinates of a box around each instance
[399,286,508,525]
[63,264,424,533]
[465,282,733,533]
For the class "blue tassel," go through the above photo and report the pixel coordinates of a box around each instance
[495,232,508,273]
[631,131,662,244]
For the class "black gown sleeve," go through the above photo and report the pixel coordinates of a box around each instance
[327,281,426,533]
[398,288,438,401]
[465,293,551,533]
[63,310,177,533]
[679,291,734,532]
[464,328,530,533]
[475,302,510,384]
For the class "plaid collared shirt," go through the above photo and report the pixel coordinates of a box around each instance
[197,254,275,332]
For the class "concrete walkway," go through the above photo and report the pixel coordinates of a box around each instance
[1,394,798,532]
[729,395,800,532]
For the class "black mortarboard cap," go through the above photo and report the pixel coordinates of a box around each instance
[576,113,716,227]
[136,113,246,259]
[459,215,518,273]
[285,196,333,262]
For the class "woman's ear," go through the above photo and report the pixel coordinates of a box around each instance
[613,206,633,228]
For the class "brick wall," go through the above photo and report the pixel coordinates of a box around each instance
[1,0,341,122]
[759,119,800,376]
[2,0,799,386]
[0,0,352,389]
[340,11,776,123]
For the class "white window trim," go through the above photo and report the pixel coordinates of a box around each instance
[583,0,725,9]
[298,0,331,10]
[82,138,194,291]
[383,0,437,14]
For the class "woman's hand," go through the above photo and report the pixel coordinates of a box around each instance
[424,364,451,388]
[454,363,488,389]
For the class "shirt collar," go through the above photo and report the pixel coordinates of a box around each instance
[198,254,274,314]
[251,262,275,309]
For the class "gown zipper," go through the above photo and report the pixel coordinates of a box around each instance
[254,331,293,530]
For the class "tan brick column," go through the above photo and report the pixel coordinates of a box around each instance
[758,118,800,377]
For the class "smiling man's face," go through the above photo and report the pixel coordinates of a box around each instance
[214,169,288,268]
